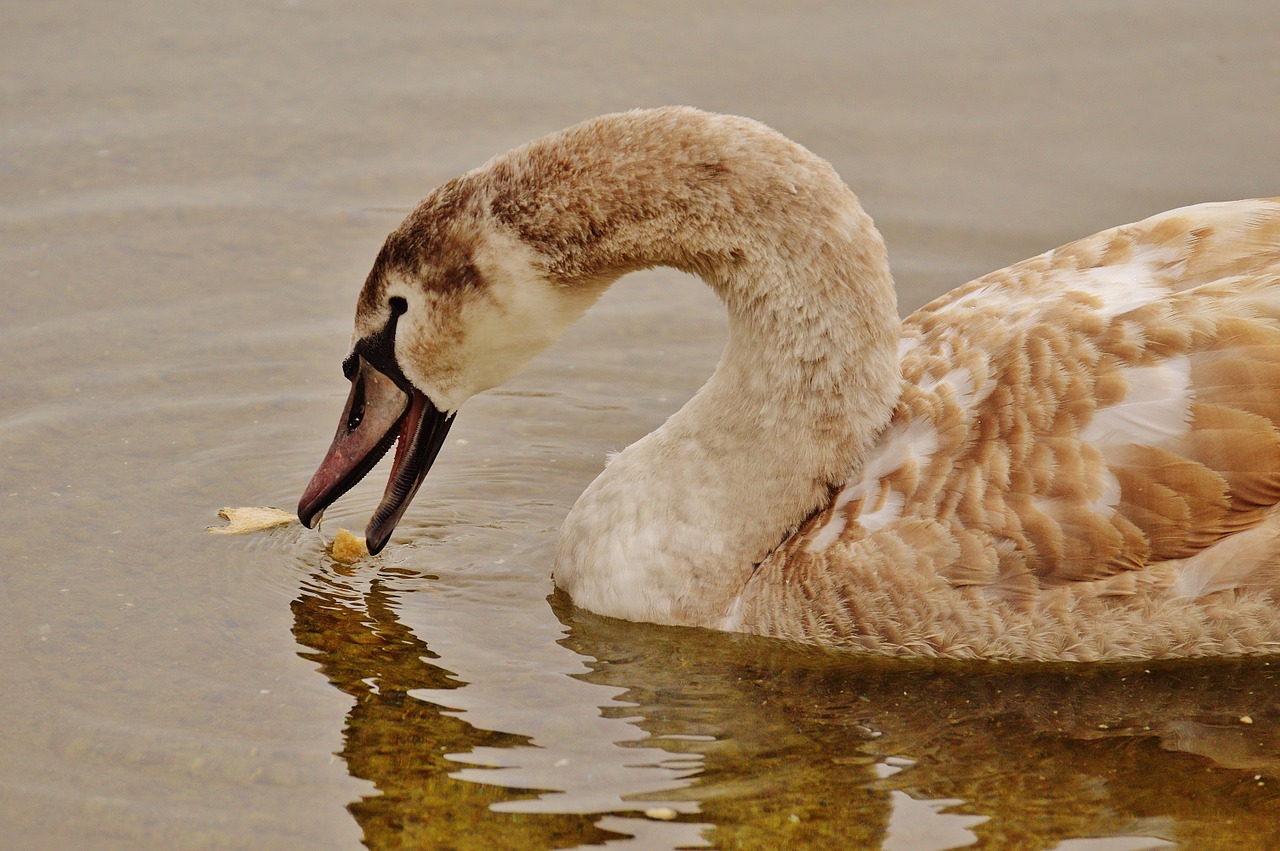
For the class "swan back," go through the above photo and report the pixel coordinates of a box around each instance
[735,199,1280,659]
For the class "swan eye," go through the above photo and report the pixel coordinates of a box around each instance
[389,296,408,316]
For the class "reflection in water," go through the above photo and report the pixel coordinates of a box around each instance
[560,604,1280,850]
[293,565,1280,850]
[290,568,626,849]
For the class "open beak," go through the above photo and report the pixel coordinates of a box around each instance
[298,355,454,554]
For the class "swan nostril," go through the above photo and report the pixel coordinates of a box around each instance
[347,375,367,432]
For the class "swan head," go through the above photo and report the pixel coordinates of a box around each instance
[297,105,881,556]
[298,176,607,553]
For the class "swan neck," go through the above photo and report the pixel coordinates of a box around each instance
[537,113,902,625]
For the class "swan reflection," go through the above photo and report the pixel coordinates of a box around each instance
[292,564,1280,849]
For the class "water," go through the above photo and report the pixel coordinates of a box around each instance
[3,1,1279,848]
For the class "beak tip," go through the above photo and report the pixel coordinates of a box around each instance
[297,490,323,529]
[365,526,391,555]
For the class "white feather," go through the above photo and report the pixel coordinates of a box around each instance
[806,420,937,553]
[1079,357,1193,452]
[1175,520,1280,598]
[1063,243,1182,320]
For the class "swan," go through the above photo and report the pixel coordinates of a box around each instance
[298,107,1280,662]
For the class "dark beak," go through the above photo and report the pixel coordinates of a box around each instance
[298,355,454,554]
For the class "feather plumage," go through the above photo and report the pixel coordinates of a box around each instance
[741,200,1280,658]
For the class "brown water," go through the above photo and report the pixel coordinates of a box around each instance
[3,2,1279,848]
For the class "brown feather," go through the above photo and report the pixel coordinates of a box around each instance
[738,198,1280,660]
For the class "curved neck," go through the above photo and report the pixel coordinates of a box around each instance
[492,109,903,624]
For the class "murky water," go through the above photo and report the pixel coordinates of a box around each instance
[4,2,1279,848]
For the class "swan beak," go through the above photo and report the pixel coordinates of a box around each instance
[298,356,455,554]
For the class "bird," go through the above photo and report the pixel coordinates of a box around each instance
[298,106,1280,662]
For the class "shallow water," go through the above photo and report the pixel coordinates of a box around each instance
[3,1,1279,848]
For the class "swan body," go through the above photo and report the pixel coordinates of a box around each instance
[300,107,1280,661]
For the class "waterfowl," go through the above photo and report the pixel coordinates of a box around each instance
[299,107,1280,662]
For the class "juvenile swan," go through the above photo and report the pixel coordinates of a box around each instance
[300,107,1280,661]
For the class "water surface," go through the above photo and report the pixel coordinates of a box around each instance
[3,2,1279,848]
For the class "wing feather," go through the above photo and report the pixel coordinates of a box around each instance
[745,200,1280,658]
[792,199,1280,601]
